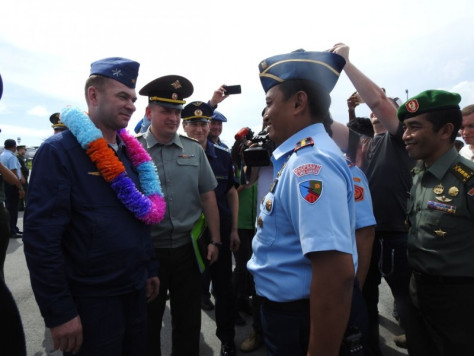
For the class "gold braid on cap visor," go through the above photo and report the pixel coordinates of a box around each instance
[259,59,341,83]
[182,116,211,121]
[149,96,186,104]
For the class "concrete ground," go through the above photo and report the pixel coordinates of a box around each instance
[5,211,407,355]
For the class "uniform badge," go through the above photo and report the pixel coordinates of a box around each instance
[427,200,456,214]
[299,180,322,204]
[434,229,447,237]
[468,187,474,197]
[293,163,321,177]
[435,195,452,203]
[265,200,272,211]
[88,171,101,176]
[406,99,419,113]
[354,184,365,202]
[448,186,459,197]
[257,216,263,228]
[433,184,444,195]
[294,137,314,152]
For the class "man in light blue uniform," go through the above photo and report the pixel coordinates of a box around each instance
[247,49,358,356]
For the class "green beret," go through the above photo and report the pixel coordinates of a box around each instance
[397,89,461,122]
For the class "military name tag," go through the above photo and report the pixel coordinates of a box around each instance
[427,200,456,214]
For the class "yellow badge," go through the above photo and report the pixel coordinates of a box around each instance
[257,216,263,228]
[265,200,272,211]
[435,195,452,203]
[433,184,444,195]
[448,186,459,197]
[434,229,447,237]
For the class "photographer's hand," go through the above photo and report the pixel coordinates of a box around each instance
[209,84,229,107]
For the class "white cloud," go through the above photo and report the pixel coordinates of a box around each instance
[26,106,49,117]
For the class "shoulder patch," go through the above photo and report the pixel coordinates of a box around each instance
[451,162,474,183]
[293,163,322,177]
[354,184,365,202]
[294,137,314,152]
[299,179,322,204]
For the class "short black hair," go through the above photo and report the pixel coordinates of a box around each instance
[425,108,462,143]
[347,117,374,138]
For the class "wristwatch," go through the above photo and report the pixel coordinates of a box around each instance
[210,240,222,247]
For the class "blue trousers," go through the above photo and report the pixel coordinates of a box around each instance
[64,288,147,356]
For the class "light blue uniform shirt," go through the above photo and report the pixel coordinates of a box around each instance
[0,150,22,179]
[247,123,358,302]
[350,164,376,230]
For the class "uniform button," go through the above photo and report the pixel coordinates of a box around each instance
[257,217,263,228]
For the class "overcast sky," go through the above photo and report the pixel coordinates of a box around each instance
[1,0,473,148]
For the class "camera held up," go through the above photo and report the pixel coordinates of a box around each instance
[234,127,274,167]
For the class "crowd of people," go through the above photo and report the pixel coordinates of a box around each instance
[1,41,473,356]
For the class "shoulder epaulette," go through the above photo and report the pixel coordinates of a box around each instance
[451,161,474,184]
[213,143,231,154]
[179,134,199,143]
[345,156,355,168]
[294,137,314,152]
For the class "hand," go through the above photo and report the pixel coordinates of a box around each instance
[209,85,229,107]
[50,316,83,354]
[347,91,362,110]
[18,189,25,199]
[146,276,160,302]
[329,43,350,63]
[230,230,240,252]
[207,243,219,265]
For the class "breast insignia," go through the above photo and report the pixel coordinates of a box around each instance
[434,229,447,237]
[448,186,459,197]
[433,184,444,195]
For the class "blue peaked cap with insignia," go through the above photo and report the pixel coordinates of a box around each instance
[90,57,140,89]
[182,101,214,122]
[211,110,227,122]
[258,49,346,93]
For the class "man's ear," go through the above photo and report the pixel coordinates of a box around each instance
[87,86,99,106]
[440,122,455,141]
[293,91,308,114]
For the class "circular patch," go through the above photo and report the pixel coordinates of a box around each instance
[406,99,419,113]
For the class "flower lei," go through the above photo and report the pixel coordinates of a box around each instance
[61,106,166,224]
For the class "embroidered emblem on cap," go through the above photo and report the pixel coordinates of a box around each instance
[293,163,322,177]
[299,180,322,204]
[354,185,365,202]
[112,68,122,77]
[406,99,419,113]
[171,80,182,89]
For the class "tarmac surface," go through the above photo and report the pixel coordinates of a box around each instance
[5,211,408,355]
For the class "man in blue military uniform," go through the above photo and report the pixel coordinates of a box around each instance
[182,101,240,356]
[399,90,474,355]
[23,58,161,355]
[137,76,221,356]
[247,49,358,355]
[49,112,68,134]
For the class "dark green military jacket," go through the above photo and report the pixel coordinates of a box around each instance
[407,147,474,277]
